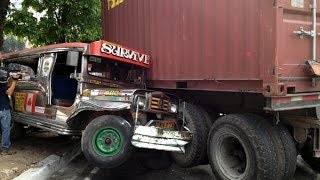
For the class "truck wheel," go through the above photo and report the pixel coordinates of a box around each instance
[198,106,214,129]
[208,114,276,180]
[248,114,297,180]
[170,102,207,168]
[81,115,133,168]
[276,125,297,179]
[197,106,219,165]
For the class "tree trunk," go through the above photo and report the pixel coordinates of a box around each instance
[0,0,10,51]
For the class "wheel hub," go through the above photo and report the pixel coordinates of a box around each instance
[104,137,112,145]
[94,128,122,157]
[217,136,247,179]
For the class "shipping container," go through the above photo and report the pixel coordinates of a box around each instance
[103,0,320,97]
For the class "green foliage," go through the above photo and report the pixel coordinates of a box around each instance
[5,0,102,46]
[0,0,10,51]
[3,35,25,53]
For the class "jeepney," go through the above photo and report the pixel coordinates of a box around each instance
[1,41,192,168]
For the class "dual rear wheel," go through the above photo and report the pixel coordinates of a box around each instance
[208,114,297,180]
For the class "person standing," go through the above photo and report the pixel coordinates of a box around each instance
[0,52,17,155]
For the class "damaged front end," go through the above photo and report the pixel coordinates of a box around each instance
[130,91,192,153]
[78,88,193,153]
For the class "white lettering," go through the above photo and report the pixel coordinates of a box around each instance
[100,43,150,65]
[138,54,145,63]
[101,44,114,54]
[144,55,150,64]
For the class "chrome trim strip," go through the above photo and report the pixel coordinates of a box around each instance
[12,112,81,135]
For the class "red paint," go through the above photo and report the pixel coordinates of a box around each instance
[245,51,252,58]
[271,97,292,103]
[303,95,319,101]
[88,41,150,68]
[102,0,320,96]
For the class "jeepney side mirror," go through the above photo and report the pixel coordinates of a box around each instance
[66,51,79,67]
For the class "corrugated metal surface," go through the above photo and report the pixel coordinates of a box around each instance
[103,0,320,96]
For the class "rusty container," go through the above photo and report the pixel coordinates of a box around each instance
[102,0,320,96]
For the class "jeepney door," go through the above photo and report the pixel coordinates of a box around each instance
[38,53,56,105]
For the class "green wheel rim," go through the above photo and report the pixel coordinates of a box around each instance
[94,128,122,157]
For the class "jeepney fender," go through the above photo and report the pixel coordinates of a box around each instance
[67,100,131,124]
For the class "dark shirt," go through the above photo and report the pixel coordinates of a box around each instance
[0,83,10,110]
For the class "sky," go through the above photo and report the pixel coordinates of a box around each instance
[10,0,22,9]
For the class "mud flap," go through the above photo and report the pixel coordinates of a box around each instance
[306,60,320,76]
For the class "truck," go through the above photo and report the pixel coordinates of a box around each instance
[0,40,192,169]
[102,0,320,179]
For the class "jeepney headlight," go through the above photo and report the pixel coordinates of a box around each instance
[169,104,178,113]
[136,96,146,107]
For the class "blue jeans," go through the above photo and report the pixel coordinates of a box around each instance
[0,109,11,151]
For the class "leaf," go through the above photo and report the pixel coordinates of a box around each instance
[5,0,102,46]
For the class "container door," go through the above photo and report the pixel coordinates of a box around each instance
[278,0,320,93]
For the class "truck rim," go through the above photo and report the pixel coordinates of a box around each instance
[217,135,248,179]
[94,128,122,157]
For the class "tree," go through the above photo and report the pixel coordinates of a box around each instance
[5,0,102,46]
[3,35,25,53]
[0,0,10,51]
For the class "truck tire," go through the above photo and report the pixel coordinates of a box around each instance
[248,114,297,180]
[81,115,133,168]
[197,106,219,165]
[170,102,207,168]
[276,125,297,179]
[208,114,277,180]
[197,106,217,129]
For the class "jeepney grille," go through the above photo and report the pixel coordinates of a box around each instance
[151,97,169,111]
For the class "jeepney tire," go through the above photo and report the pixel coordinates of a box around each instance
[248,114,297,180]
[208,114,276,180]
[11,122,25,140]
[301,138,320,172]
[170,102,207,168]
[81,115,133,169]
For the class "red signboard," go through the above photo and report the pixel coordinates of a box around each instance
[88,41,151,68]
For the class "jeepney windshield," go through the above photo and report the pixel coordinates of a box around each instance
[87,56,145,84]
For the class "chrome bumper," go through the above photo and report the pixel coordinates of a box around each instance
[131,125,192,153]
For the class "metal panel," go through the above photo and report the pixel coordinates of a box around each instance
[277,0,320,93]
[102,0,320,96]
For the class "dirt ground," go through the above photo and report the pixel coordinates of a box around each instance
[0,131,77,180]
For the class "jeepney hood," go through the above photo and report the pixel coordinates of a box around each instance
[78,88,152,110]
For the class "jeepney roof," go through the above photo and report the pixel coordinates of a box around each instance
[1,42,88,60]
[1,40,151,68]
